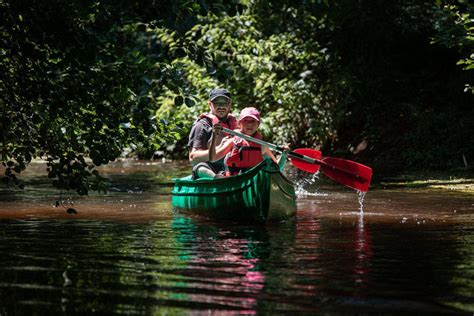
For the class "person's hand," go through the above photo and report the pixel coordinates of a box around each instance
[281,143,291,153]
[222,134,233,144]
[212,123,223,136]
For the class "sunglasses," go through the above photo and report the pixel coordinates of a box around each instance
[212,101,231,107]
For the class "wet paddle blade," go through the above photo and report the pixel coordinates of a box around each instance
[320,157,373,192]
[289,148,322,173]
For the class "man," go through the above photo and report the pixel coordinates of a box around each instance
[187,88,237,179]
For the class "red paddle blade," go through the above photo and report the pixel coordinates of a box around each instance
[289,148,322,173]
[320,157,372,192]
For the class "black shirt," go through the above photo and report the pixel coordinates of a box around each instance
[188,116,230,171]
[187,117,212,150]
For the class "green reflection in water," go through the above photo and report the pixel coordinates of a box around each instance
[2,160,474,314]
[443,229,474,313]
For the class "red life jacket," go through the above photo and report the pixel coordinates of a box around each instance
[198,113,237,135]
[224,131,264,176]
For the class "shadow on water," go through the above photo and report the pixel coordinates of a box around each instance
[0,160,473,314]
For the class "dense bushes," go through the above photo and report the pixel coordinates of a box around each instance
[1,0,472,194]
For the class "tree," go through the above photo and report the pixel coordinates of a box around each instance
[2,0,473,196]
[433,1,474,94]
[164,0,473,172]
[0,0,237,194]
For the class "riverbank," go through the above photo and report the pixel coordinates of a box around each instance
[373,170,474,194]
[1,160,473,194]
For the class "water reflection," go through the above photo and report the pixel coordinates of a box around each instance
[353,213,372,291]
[170,216,267,312]
[0,160,473,314]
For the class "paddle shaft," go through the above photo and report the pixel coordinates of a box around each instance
[222,127,285,152]
[222,127,367,182]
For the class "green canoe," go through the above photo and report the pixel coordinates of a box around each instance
[171,159,297,223]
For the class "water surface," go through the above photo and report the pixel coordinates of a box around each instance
[0,160,473,314]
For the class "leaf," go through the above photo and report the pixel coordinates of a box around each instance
[174,95,184,106]
[143,76,152,86]
[185,97,196,107]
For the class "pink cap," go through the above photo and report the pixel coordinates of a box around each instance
[239,107,260,122]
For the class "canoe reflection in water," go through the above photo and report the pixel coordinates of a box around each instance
[170,215,282,312]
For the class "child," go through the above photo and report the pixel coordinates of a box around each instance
[209,107,287,176]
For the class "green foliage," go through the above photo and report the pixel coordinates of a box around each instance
[0,0,234,194]
[433,1,474,93]
[170,0,473,173]
[169,4,341,149]
[1,0,473,194]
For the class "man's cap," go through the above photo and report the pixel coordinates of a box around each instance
[209,88,231,101]
[239,107,260,122]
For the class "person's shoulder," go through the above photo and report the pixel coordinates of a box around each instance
[189,118,212,137]
[193,117,212,128]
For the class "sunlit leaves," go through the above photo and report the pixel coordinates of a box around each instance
[432,3,474,88]
[2,0,473,193]
[0,0,234,194]
[179,8,335,148]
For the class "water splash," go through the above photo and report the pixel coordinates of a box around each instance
[357,190,367,214]
[358,210,364,229]
[294,171,328,197]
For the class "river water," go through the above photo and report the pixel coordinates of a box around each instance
[0,160,473,314]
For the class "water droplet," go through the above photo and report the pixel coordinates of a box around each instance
[357,190,366,214]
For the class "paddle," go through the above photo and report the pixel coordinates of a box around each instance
[222,127,373,192]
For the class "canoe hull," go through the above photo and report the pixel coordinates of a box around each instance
[171,160,296,223]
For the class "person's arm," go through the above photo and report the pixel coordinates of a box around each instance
[212,137,234,161]
[263,147,279,164]
[262,144,290,164]
[188,121,212,166]
[209,124,234,161]
[208,127,219,162]
[189,147,211,165]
